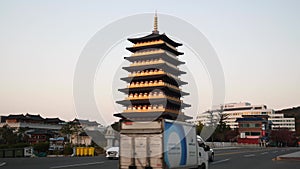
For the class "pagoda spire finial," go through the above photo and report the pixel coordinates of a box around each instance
[153,10,159,34]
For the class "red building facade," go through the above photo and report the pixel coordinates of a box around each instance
[236,116,269,144]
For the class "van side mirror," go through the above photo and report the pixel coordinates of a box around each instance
[204,145,210,151]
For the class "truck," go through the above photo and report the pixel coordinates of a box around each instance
[119,119,209,169]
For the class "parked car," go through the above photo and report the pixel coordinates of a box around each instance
[106,147,119,160]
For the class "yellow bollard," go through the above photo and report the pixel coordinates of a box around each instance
[76,147,80,156]
[83,147,88,156]
[79,147,84,156]
[88,147,95,156]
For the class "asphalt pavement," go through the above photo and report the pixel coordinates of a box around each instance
[0,147,299,169]
[211,147,300,169]
[0,156,118,169]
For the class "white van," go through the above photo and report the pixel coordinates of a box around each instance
[119,119,209,169]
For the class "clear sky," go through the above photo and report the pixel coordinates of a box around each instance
[0,0,299,125]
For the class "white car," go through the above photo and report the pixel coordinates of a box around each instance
[106,147,119,160]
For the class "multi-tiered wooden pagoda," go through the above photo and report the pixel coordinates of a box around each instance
[114,14,191,121]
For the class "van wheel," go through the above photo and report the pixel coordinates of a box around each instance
[209,153,214,162]
[198,163,206,169]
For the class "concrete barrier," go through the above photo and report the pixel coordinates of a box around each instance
[206,142,260,148]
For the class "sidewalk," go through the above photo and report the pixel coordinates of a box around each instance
[274,151,300,161]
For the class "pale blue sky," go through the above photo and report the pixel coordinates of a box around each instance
[0,0,299,124]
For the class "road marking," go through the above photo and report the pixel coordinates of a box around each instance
[244,154,255,157]
[211,159,230,165]
[215,148,289,157]
[50,162,105,169]
[216,149,266,156]
[261,152,269,155]
[0,162,6,167]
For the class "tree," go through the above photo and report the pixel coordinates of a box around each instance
[209,113,232,142]
[225,129,239,142]
[196,122,204,135]
[0,125,18,145]
[16,127,30,143]
[33,142,49,154]
[60,122,82,143]
[270,129,297,147]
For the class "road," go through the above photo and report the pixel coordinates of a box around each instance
[211,147,300,169]
[0,156,118,169]
[0,147,299,169]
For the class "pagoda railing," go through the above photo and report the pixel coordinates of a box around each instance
[123,106,181,114]
[131,49,179,61]
[125,93,181,103]
[133,40,178,51]
[129,69,181,81]
[134,40,164,47]
[130,58,179,70]
[128,80,181,91]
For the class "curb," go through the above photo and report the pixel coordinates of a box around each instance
[47,155,65,158]
[273,156,300,161]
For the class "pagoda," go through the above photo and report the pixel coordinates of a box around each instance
[114,13,191,121]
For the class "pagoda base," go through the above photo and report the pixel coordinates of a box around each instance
[113,112,192,121]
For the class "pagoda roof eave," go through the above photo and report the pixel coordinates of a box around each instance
[121,75,188,86]
[128,33,182,47]
[116,99,190,108]
[114,112,192,121]
[122,63,186,75]
[126,43,183,56]
[118,87,189,96]
[124,56,185,66]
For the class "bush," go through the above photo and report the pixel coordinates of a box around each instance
[94,147,105,155]
[33,142,49,153]
[0,143,30,149]
[63,143,73,155]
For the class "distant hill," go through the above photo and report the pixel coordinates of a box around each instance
[276,106,300,118]
[276,106,300,136]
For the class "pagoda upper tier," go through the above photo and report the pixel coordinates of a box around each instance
[114,29,191,121]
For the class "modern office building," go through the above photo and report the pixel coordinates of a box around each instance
[268,114,295,131]
[222,102,274,129]
[114,13,190,121]
[276,106,300,136]
[196,102,296,131]
[195,110,220,126]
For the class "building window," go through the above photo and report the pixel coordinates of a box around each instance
[251,132,261,136]
[245,132,261,136]
[241,124,250,128]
